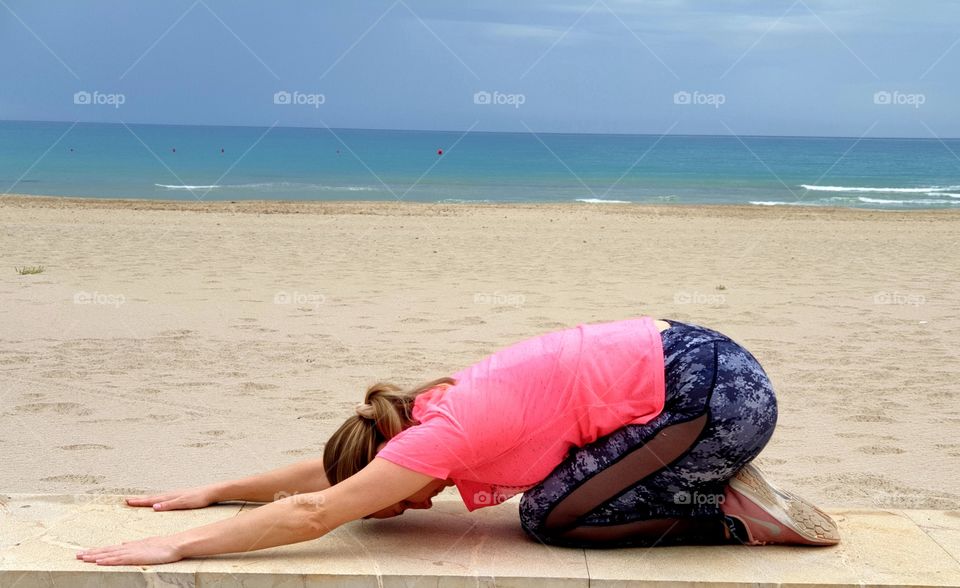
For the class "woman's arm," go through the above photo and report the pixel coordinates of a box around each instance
[77,458,436,566]
[125,457,331,510]
[214,456,332,502]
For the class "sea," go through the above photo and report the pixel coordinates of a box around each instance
[2,120,959,209]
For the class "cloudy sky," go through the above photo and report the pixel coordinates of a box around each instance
[2,0,957,137]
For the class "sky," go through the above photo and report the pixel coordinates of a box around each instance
[1,0,958,138]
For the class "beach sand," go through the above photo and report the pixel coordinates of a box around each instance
[1,194,958,510]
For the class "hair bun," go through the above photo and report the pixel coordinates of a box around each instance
[354,402,376,420]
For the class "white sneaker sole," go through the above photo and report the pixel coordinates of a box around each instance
[729,463,841,545]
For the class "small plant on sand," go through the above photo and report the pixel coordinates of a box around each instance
[15,265,45,275]
[716,283,726,291]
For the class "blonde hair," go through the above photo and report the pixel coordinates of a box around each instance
[323,376,456,486]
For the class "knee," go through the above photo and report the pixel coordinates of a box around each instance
[518,493,561,542]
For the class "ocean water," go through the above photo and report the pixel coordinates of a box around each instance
[2,120,959,209]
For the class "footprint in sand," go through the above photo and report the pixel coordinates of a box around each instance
[239,382,280,394]
[282,447,321,457]
[858,445,906,455]
[12,402,92,416]
[41,474,105,485]
[58,444,112,451]
[849,414,895,423]
[158,329,194,337]
[297,411,341,421]
[450,316,486,326]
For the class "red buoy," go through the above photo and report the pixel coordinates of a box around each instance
[437,148,443,156]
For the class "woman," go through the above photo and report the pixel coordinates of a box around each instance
[77,317,839,566]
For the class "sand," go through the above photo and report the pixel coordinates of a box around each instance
[1,194,958,511]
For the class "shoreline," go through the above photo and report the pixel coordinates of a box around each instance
[3,192,959,220]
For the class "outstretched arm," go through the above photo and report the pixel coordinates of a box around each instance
[77,458,435,566]
[125,457,332,511]
[213,456,333,502]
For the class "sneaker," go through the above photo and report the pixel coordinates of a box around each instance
[721,463,840,546]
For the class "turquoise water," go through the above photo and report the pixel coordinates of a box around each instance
[2,120,959,208]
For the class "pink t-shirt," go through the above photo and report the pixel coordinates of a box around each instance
[376,316,665,511]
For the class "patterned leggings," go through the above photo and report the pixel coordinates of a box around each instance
[518,319,778,548]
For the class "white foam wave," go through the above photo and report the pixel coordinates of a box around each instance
[749,201,819,206]
[801,184,960,194]
[576,198,631,204]
[753,196,959,207]
[857,196,960,205]
[155,184,221,190]
[155,182,379,192]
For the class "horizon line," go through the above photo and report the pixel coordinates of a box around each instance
[2,118,956,142]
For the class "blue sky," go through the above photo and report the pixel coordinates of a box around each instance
[2,0,958,137]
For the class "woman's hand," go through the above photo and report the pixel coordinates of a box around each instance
[76,535,183,566]
[125,484,220,511]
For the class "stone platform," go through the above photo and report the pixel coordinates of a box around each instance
[1,493,959,587]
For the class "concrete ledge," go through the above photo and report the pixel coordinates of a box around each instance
[2,493,959,587]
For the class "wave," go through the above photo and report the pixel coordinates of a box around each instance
[155,182,380,191]
[752,196,959,207]
[749,201,820,206]
[575,198,631,204]
[801,184,960,194]
[155,184,221,190]
[857,196,960,205]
